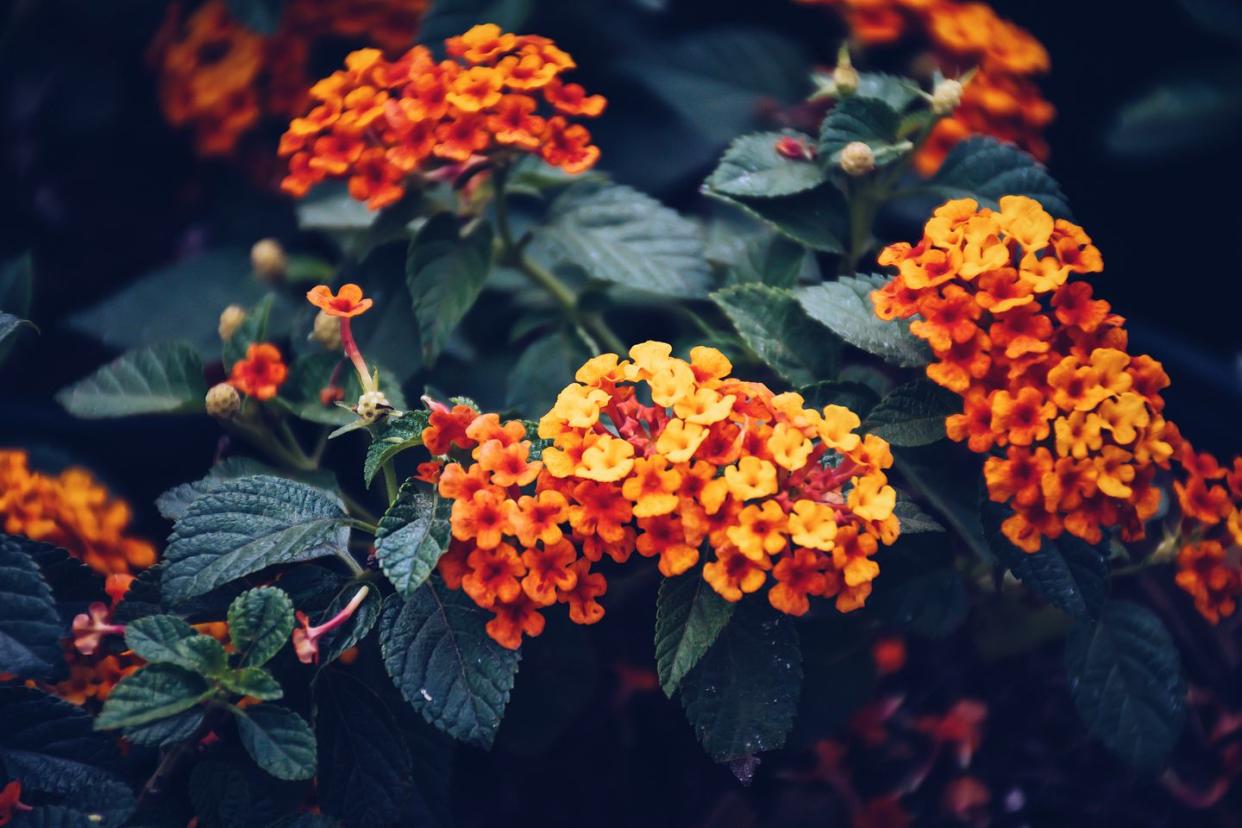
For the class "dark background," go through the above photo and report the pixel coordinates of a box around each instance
[1,1,1240,824]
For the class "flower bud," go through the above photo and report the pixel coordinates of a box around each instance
[310,310,342,351]
[205,383,241,418]
[839,141,876,176]
[218,305,246,342]
[833,63,859,96]
[931,78,963,115]
[251,238,287,282]
[356,390,393,424]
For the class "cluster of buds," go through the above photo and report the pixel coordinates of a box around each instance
[423,341,900,649]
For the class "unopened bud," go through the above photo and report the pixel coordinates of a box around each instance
[206,383,241,418]
[931,79,963,115]
[218,305,246,341]
[839,141,875,176]
[356,390,393,424]
[310,310,342,351]
[833,64,859,96]
[251,238,287,282]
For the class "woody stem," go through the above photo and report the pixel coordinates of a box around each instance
[339,318,374,392]
[492,166,627,356]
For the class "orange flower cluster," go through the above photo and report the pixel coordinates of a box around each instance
[149,0,428,156]
[229,342,288,400]
[0,450,156,575]
[424,341,899,649]
[1171,442,1242,623]
[279,24,605,209]
[872,197,1177,553]
[799,0,1053,173]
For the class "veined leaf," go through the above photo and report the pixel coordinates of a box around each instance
[862,378,959,446]
[818,96,908,168]
[406,213,494,365]
[364,410,431,488]
[124,615,228,675]
[711,284,839,386]
[505,330,592,417]
[731,233,817,289]
[379,582,520,748]
[163,475,352,603]
[893,444,991,563]
[227,587,296,666]
[56,343,207,418]
[705,131,827,198]
[654,568,736,697]
[96,664,213,729]
[0,534,64,680]
[707,182,848,253]
[122,707,205,748]
[375,483,451,599]
[798,274,930,368]
[156,458,340,523]
[220,666,284,701]
[920,137,1071,218]
[313,585,381,667]
[232,703,317,781]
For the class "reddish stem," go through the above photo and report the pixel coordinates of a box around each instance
[339,318,373,392]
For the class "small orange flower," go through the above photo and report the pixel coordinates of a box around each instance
[451,488,511,549]
[486,593,545,649]
[703,545,770,602]
[520,539,578,605]
[462,542,525,608]
[306,283,373,318]
[559,559,607,624]
[229,342,288,400]
[769,548,828,616]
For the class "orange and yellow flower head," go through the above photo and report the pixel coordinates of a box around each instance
[425,342,899,649]
[279,24,605,209]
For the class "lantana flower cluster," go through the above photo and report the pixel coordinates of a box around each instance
[800,0,1053,173]
[1171,440,1242,623]
[872,196,1177,553]
[279,24,606,209]
[149,0,428,156]
[422,342,899,649]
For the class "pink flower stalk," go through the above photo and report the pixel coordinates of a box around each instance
[292,586,370,664]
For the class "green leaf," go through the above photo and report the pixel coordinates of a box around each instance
[505,329,592,416]
[96,664,213,729]
[797,274,930,367]
[56,343,207,418]
[861,378,958,446]
[222,294,273,370]
[712,284,839,386]
[0,252,33,316]
[680,598,802,764]
[278,352,407,427]
[364,410,431,488]
[163,475,351,603]
[654,569,736,697]
[406,213,494,365]
[226,0,285,34]
[1107,69,1242,159]
[706,131,827,198]
[376,483,450,599]
[988,511,1109,621]
[220,666,284,700]
[893,495,945,534]
[853,73,924,112]
[707,182,848,253]
[189,761,258,828]
[157,457,339,522]
[921,136,1071,218]
[379,582,520,748]
[232,703,317,781]
[893,443,991,563]
[818,96,908,168]
[869,534,968,638]
[0,688,134,827]
[0,534,63,679]
[799,380,880,415]
[125,615,228,675]
[533,181,711,298]
[0,313,35,360]
[1065,601,1187,773]
[122,708,205,747]
[419,0,530,42]
[227,587,296,666]
[731,233,816,288]
[789,616,875,745]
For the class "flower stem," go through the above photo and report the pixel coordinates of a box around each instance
[339,318,374,392]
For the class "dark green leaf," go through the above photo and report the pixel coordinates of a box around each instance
[189,761,257,828]
[799,380,880,415]
[122,708,205,747]
[376,483,450,599]
[505,329,592,416]
[419,0,530,42]
[731,233,816,288]
[893,495,945,534]
[921,137,1071,218]
[1180,0,1242,41]
[712,284,839,386]
[1066,601,1186,773]
[220,666,284,700]
[862,378,958,446]
[496,617,598,756]
[227,587,296,666]
[869,534,968,638]
[533,182,711,298]
[654,568,736,697]
[163,475,351,603]
[0,313,35,359]
[0,534,63,679]
[987,509,1109,621]
[222,294,273,370]
[56,343,207,418]
[406,213,494,365]
[708,182,848,253]
[706,131,826,198]
[364,410,430,487]
[0,252,33,316]
[893,443,991,563]
[797,274,930,367]
[232,704,316,780]
[680,598,802,763]
[818,96,907,168]
[125,615,227,675]
[853,73,923,112]
[789,616,875,745]
[379,582,520,748]
[96,664,212,729]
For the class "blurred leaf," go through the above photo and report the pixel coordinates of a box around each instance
[893,443,991,563]
[712,284,839,386]
[987,509,1109,621]
[1065,601,1186,773]
[0,534,64,680]
[227,587,296,666]
[731,234,817,288]
[56,343,207,418]
[862,378,958,446]
[1107,68,1242,159]
[125,616,227,675]
[364,410,431,487]
[375,483,450,600]
[0,252,33,316]
[379,581,520,749]
[505,329,592,416]
[707,182,848,253]
[1180,0,1242,41]
[853,73,924,112]
[893,495,945,534]
[162,475,351,603]
[533,182,711,298]
[313,585,381,667]
[219,666,283,700]
[233,703,317,781]
[655,567,736,697]
[818,97,909,169]
[916,137,1071,218]
[406,214,494,365]
[420,0,531,43]
[226,0,285,34]
[65,249,266,355]
[706,131,827,198]
[496,617,598,756]
[869,535,967,638]
[96,664,212,729]
[0,314,35,360]
[680,598,802,765]
[799,380,880,415]
[798,274,930,367]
